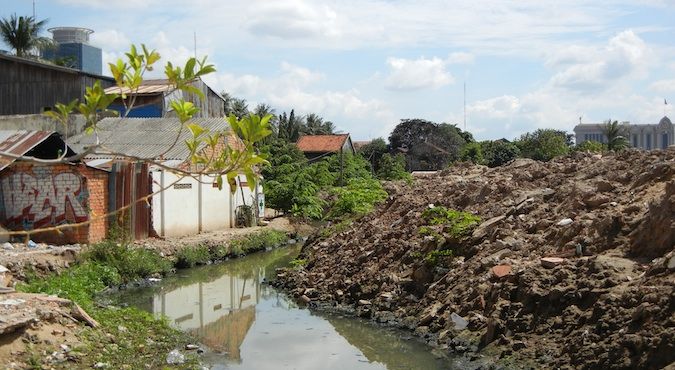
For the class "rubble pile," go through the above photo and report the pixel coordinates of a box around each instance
[276,150,675,369]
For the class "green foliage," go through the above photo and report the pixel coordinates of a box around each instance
[327,177,387,219]
[376,153,412,181]
[18,262,120,308]
[515,129,571,161]
[575,140,607,153]
[289,258,308,269]
[603,119,629,151]
[424,249,453,266]
[83,240,172,282]
[327,154,372,184]
[0,14,53,57]
[389,119,467,171]
[175,244,211,268]
[421,206,481,238]
[81,307,198,369]
[358,137,388,163]
[228,229,288,256]
[480,140,521,167]
[460,142,484,164]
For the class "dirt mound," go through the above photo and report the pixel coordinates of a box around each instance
[275,149,675,369]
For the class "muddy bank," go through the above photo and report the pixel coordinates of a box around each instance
[274,149,675,370]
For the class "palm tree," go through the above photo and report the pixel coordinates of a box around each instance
[278,110,304,142]
[303,113,336,135]
[603,119,629,151]
[253,103,278,143]
[0,14,53,58]
[229,98,249,120]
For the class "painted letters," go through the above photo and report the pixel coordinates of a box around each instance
[0,167,89,230]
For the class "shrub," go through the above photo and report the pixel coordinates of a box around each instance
[175,245,211,268]
[377,153,412,181]
[229,229,288,256]
[18,262,121,308]
[574,140,606,153]
[460,142,484,164]
[480,140,520,167]
[327,177,387,219]
[515,129,572,161]
[421,206,481,238]
[83,240,172,282]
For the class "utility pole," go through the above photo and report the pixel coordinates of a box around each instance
[33,0,36,19]
[193,31,197,59]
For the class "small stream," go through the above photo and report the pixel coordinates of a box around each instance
[113,245,459,369]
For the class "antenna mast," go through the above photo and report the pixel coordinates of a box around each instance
[463,81,466,131]
[193,31,197,59]
[33,0,36,19]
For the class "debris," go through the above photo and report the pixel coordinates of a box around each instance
[556,218,573,226]
[185,344,200,350]
[166,349,185,365]
[540,257,565,269]
[491,264,512,278]
[1,242,12,250]
[71,304,99,327]
[27,240,37,248]
[450,313,469,330]
[0,298,25,306]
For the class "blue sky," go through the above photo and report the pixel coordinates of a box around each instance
[3,0,675,141]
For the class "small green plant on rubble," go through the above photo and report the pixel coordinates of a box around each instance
[424,249,453,266]
[289,258,308,269]
[421,206,481,239]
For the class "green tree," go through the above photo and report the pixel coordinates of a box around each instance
[277,110,304,142]
[389,119,466,170]
[358,137,388,173]
[603,119,629,151]
[515,129,570,161]
[376,153,411,181]
[574,140,606,153]
[480,140,520,167]
[230,97,249,120]
[460,142,483,164]
[0,14,53,58]
[303,113,336,135]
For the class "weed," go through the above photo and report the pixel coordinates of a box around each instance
[421,207,481,238]
[320,220,352,238]
[18,262,120,308]
[228,230,288,257]
[424,249,453,266]
[175,244,211,268]
[83,240,172,282]
[289,258,307,269]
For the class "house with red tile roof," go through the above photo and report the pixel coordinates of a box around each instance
[296,134,355,160]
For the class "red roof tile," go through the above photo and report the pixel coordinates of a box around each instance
[296,134,349,153]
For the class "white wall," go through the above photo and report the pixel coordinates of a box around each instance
[152,170,249,237]
[200,174,232,232]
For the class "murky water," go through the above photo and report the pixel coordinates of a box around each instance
[114,246,457,369]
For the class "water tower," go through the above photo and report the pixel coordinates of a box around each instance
[44,27,102,75]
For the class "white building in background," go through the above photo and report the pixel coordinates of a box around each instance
[574,116,674,150]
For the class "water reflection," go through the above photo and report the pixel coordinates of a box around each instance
[115,246,455,369]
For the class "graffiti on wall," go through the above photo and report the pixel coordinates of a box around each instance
[0,167,89,230]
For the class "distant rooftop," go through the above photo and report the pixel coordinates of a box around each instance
[49,27,94,44]
[296,134,350,153]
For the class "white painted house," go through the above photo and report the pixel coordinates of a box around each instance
[69,117,263,238]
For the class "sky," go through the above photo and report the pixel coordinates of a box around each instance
[3,0,675,141]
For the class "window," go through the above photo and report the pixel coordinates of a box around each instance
[646,134,652,150]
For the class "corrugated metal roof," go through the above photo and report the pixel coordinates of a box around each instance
[68,117,242,163]
[104,79,173,96]
[0,130,55,171]
[296,134,349,153]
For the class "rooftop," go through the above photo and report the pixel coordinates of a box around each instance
[67,117,243,163]
[296,134,350,153]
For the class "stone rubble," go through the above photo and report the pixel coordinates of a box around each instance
[275,149,675,370]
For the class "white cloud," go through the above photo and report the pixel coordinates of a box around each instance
[650,79,675,93]
[467,95,520,119]
[385,57,454,91]
[548,30,652,93]
[446,52,475,64]
[90,30,131,50]
[243,1,340,40]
